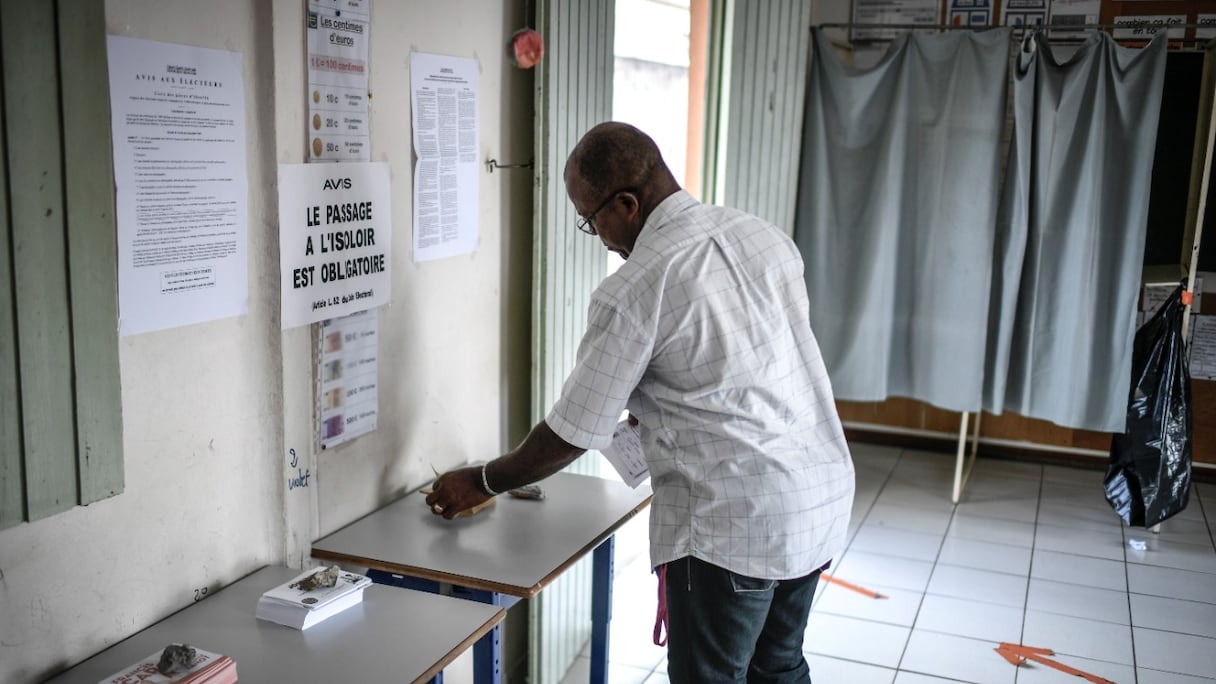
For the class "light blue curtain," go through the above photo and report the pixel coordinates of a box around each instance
[983,32,1167,432]
[793,28,1012,412]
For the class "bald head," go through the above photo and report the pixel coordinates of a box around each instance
[564,122,680,206]
[565,122,666,189]
[562,122,682,259]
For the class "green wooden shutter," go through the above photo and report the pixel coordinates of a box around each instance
[60,0,123,505]
[0,7,20,526]
[3,0,77,521]
[530,0,614,680]
[0,0,122,530]
[707,0,812,234]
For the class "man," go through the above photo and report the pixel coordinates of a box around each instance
[427,122,854,682]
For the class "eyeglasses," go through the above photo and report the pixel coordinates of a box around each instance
[576,187,637,235]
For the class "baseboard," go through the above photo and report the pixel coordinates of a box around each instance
[843,423,1216,484]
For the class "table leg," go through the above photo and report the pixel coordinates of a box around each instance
[454,587,504,684]
[591,535,615,684]
[366,572,511,684]
[953,412,969,504]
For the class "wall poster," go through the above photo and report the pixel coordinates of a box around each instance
[410,52,480,262]
[318,309,378,448]
[307,0,371,162]
[278,161,391,329]
[107,36,248,336]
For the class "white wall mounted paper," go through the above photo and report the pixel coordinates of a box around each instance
[307,0,371,162]
[318,310,379,448]
[279,161,392,328]
[1001,0,1047,27]
[410,52,480,262]
[107,36,249,335]
[1189,316,1216,381]
[852,0,940,41]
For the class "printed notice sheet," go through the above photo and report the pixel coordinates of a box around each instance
[1112,15,1186,40]
[1143,279,1202,318]
[107,36,248,336]
[1046,0,1097,41]
[319,310,378,448]
[947,0,992,27]
[853,0,940,41]
[307,0,370,162]
[410,52,479,262]
[1048,0,1098,28]
[1001,0,1047,28]
[278,162,391,329]
[601,420,650,489]
[1200,15,1216,41]
[1138,280,1202,358]
[1190,316,1216,382]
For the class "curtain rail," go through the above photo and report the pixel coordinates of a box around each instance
[814,22,1215,48]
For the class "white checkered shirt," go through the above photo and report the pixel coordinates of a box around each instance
[547,190,855,579]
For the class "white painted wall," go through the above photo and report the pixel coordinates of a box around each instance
[0,1,533,681]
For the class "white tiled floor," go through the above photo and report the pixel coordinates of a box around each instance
[559,442,1216,684]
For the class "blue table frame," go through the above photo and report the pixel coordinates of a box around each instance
[367,535,615,684]
[311,472,651,684]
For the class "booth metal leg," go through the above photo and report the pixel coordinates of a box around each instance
[952,411,982,504]
[590,536,615,684]
[460,588,504,684]
[366,570,513,684]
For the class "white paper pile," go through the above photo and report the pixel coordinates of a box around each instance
[255,565,372,630]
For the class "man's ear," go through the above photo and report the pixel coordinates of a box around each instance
[619,191,640,218]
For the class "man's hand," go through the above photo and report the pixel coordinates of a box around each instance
[424,420,585,520]
[425,466,493,520]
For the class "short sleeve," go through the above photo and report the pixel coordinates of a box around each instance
[546,298,652,450]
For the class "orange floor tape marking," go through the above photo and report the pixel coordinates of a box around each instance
[994,642,1116,684]
[820,573,887,599]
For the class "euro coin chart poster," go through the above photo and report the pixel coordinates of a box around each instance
[306,0,370,162]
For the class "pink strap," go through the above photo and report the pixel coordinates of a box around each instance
[653,564,668,646]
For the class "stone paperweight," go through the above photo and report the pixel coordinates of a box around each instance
[156,643,198,674]
[290,564,341,591]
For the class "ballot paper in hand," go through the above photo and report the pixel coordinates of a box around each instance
[601,419,649,488]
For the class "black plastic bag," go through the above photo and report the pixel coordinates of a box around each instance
[1104,285,1192,527]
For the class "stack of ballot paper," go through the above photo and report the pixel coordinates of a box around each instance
[255,565,373,630]
[99,645,237,684]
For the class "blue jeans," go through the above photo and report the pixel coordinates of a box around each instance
[664,556,823,683]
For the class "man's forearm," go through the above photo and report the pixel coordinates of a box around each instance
[484,420,585,492]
